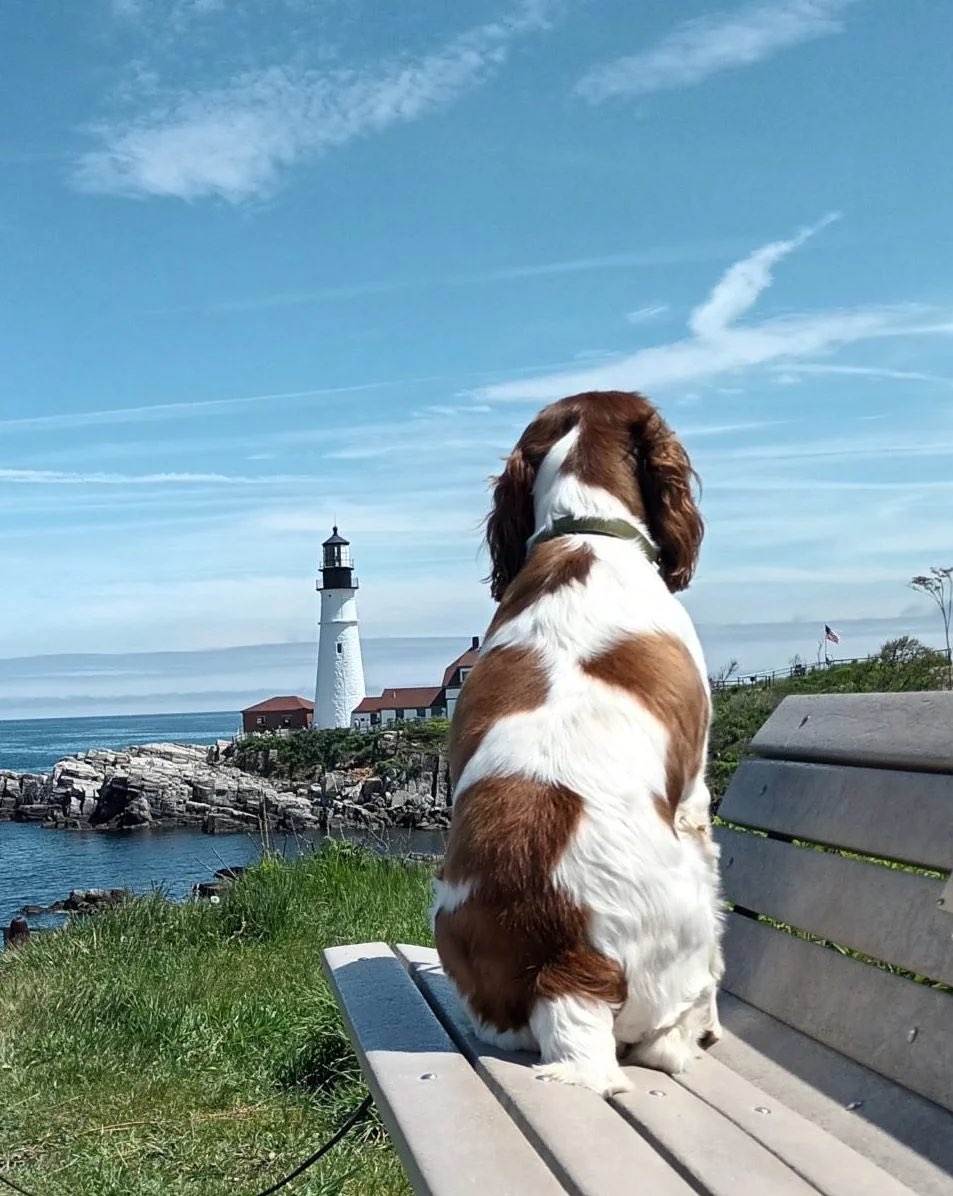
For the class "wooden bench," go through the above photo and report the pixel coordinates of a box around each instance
[323,691,953,1195]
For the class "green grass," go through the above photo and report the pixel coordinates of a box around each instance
[0,842,435,1196]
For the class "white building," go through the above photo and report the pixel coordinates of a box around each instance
[350,637,481,730]
[314,527,366,729]
[442,636,480,720]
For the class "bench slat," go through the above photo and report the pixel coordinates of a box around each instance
[676,1051,916,1196]
[719,758,953,873]
[750,692,953,774]
[721,915,953,1113]
[396,944,694,1196]
[322,943,566,1196]
[402,945,863,1196]
[716,827,953,986]
[612,1067,818,1196]
[713,994,953,1196]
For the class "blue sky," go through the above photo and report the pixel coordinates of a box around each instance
[2,0,953,716]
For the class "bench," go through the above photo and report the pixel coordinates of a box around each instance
[323,691,953,1195]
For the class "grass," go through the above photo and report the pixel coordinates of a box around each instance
[0,842,435,1196]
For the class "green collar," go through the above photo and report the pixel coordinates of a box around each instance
[534,516,659,564]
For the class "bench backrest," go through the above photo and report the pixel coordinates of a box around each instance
[716,692,953,1113]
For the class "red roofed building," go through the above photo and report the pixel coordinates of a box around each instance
[351,686,446,731]
[350,637,481,730]
[442,636,481,721]
[241,695,314,734]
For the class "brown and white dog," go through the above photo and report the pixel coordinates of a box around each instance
[432,390,724,1097]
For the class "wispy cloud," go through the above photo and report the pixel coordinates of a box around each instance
[76,2,562,202]
[576,0,859,103]
[775,363,953,385]
[0,469,305,486]
[0,380,403,433]
[113,0,225,14]
[689,212,838,337]
[164,242,734,316]
[477,215,953,403]
[625,303,669,324]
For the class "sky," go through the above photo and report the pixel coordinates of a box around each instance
[2,0,953,717]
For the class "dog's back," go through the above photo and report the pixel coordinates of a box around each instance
[433,391,723,1097]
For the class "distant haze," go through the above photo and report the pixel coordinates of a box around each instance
[0,617,945,720]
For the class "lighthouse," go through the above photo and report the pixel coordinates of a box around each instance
[314,527,366,728]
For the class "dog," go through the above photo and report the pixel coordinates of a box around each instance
[432,389,724,1097]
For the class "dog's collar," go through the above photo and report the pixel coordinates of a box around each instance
[534,516,659,565]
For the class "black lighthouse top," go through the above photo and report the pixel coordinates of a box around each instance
[319,526,357,591]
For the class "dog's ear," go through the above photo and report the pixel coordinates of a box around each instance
[485,447,537,602]
[630,406,704,592]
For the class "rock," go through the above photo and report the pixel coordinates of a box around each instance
[2,736,452,835]
[5,916,30,948]
[360,776,385,803]
[195,880,229,898]
[213,864,246,879]
[323,771,347,798]
[122,795,153,827]
[13,804,50,822]
[204,811,245,834]
[54,759,100,782]
[63,887,128,912]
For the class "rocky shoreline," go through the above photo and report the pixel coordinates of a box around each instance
[0,739,452,836]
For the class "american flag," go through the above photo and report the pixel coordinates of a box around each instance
[825,624,841,645]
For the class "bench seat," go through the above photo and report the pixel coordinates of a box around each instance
[324,691,953,1194]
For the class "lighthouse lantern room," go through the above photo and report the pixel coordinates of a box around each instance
[314,526,366,729]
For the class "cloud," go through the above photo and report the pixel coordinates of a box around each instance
[476,216,953,403]
[76,3,561,201]
[166,241,735,316]
[111,0,147,16]
[625,303,669,324]
[0,469,304,486]
[576,0,859,103]
[689,212,838,337]
[0,380,402,433]
[776,363,953,385]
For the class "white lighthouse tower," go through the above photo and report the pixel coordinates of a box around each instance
[314,526,366,728]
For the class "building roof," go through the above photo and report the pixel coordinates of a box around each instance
[323,525,349,546]
[242,695,315,714]
[442,639,481,689]
[353,686,445,715]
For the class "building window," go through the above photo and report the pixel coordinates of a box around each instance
[459,668,471,682]
[336,642,343,654]
[256,716,265,726]
[416,707,426,718]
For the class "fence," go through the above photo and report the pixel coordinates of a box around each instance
[708,651,950,691]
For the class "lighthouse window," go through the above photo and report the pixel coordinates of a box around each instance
[336,642,343,654]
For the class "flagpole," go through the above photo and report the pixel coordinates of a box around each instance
[823,624,829,666]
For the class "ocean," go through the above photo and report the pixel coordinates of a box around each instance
[0,711,444,930]
[0,710,240,775]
